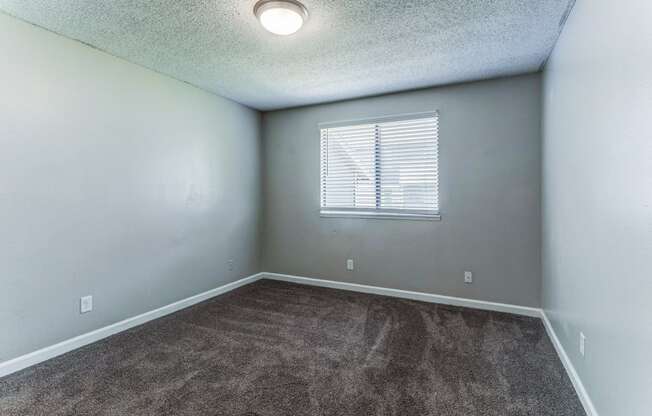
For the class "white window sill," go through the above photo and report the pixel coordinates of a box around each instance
[320,210,441,221]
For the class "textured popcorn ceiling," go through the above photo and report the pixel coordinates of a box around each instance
[0,1,573,110]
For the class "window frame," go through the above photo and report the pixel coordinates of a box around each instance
[318,111,441,221]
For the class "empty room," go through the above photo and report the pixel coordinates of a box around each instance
[0,0,649,415]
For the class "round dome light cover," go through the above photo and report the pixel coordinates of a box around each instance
[254,0,308,36]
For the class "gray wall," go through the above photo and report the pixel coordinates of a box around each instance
[263,74,542,307]
[0,14,262,362]
[541,1,652,414]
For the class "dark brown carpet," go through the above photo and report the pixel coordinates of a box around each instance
[0,279,585,415]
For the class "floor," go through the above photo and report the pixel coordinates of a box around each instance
[0,279,585,416]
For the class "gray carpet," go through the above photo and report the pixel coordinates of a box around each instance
[0,279,585,415]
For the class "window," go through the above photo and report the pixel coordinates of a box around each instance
[320,112,439,220]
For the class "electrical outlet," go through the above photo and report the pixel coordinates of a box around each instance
[464,271,473,284]
[346,259,354,271]
[80,295,93,314]
[227,259,234,272]
[579,332,586,357]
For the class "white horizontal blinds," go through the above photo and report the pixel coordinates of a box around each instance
[378,116,439,213]
[320,123,377,209]
[320,112,439,215]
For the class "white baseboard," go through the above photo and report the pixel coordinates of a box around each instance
[264,272,596,415]
[262,272,542,317]
[540,311,598,416]
[0,269,596,416]
[0,273,264,379]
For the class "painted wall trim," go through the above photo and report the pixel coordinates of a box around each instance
[0,273,264,378]
[263,272,595,414]
[540,311,598,416]
[262,272,541,317]
[0,269,596,416]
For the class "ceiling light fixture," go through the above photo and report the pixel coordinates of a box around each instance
[254,0,308,36]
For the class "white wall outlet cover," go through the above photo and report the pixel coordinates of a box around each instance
[464,271,473,283]
[80,296,93,314]
[346,259,354,271]
[579,332,586,356]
